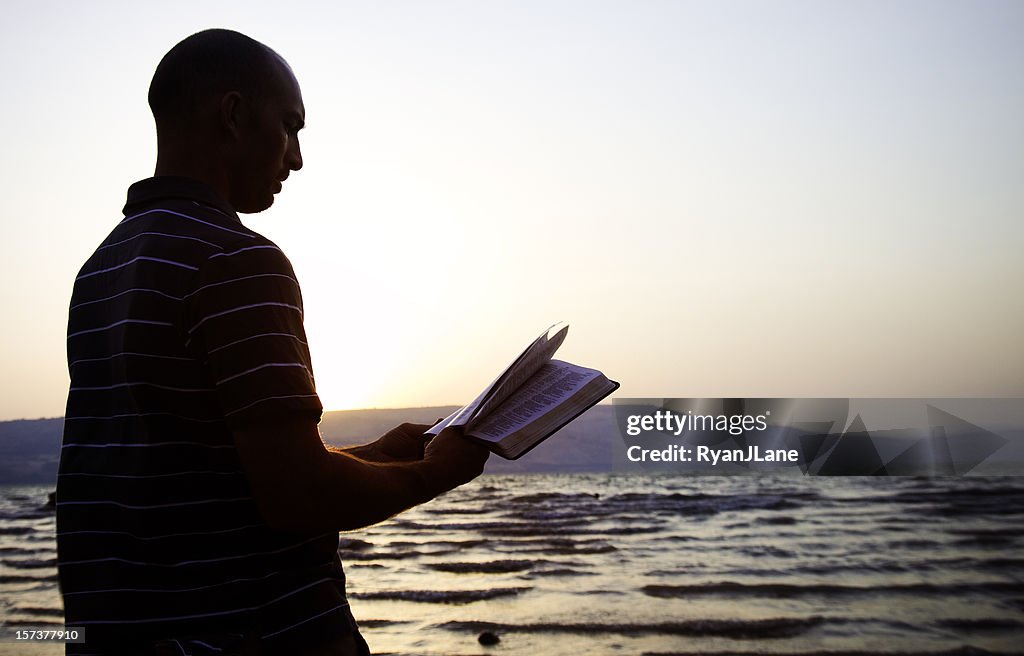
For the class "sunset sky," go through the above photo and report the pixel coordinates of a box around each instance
[1,0,1022,421]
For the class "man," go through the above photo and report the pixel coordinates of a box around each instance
[56,29,489,656]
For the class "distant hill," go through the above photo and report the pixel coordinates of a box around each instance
[0,406,617,485]
[0,417,64,484]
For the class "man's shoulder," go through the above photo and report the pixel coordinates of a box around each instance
[204,232,297,278]
[115,177,296,268]
[73,179,301,302]
[117,176,280,250]
[122,197,259,247]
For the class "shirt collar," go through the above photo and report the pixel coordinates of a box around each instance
[123,176,241,224]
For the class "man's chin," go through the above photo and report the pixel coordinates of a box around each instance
[236,195,275,215]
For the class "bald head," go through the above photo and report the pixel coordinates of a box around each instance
[149,29,290,129]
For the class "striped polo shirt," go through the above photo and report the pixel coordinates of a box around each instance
[57,176,359,655]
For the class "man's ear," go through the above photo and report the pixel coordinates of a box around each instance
[219,91,246,141]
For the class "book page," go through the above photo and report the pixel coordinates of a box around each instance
[472,324,567,421]
[427,324,567,435]
[467,360,600,443]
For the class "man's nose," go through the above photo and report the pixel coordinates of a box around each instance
[288,139,303,171]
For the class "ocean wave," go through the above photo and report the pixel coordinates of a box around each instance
[390,517,659,537]
[0,619,65,627]
[642,580,1024,598]
[643,648,1017,656]
[10,606,64,618]
[0,546,52,555]
[341,550,426,561]
[355,619,413,628]
[337,538,374,551]
[605,492,806,515]
[437,616,825,639]
[0,574,58,584]
[0,526,34,535]
[498,491,815,523]
[507,492,603,505]
[426,560,538,574]
[738,545,796,559]
[952,534,1020,547]
[896,486,1024,502]
[948,526,1024,538]
[422,506,493,515]
[5,510,53,520]
[2,557,57,569]
[350,587,530,604]
[385,539,487,550]
[494,540,617,555]
[885,538,941,549]
[934,618,1024,632]
[391,519,589,533]
[425,559,590,574]
[521,568,598,578]
[601,526,667,535]
[755,515,798,526]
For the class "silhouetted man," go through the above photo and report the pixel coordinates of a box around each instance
[57,29,488,656]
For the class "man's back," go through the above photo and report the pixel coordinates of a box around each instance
[57,176,358,654]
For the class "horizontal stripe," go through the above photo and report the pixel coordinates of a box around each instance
[182,273,299,300]
[225,393,320,417]
[191,200,231,217]
[57,497,249,510]
[261,603,349,640]
[69,287,182,311]
[209,332,308,355]
[63,413,220,423]
[209,245,281,259]
[76,256,198,281]
[187,302,302,335]
[97,231,220,252]
[59,470,241,479]
[64,570,329,597]
[70,352,194,367]
[57,524,265,542]
[73,577,346,626]
[62,441,234,449]
[61,534,324,568]
[69,381,215,392]
[216,362,308,385]
[67,319,174,339]
[118,208,254,239]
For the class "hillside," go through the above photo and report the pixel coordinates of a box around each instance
[0,406,617,485]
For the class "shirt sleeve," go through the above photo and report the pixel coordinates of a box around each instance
[182,238,323,429]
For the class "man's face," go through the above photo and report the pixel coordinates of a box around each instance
[230,64,305,213]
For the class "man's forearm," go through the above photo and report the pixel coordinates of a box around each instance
[235,420,487,534]
[311,450,437,531]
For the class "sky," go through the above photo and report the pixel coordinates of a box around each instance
[0,0,1022,421]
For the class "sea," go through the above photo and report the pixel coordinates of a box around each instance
[2,474,1023,656]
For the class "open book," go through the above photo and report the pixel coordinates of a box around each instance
[427,324,619,459]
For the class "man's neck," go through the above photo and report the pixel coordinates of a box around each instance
[153,134,233,205]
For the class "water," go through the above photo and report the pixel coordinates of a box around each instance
[2,475,1024,655]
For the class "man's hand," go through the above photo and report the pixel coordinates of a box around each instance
[350,422,434,462]
[421,427,491,495]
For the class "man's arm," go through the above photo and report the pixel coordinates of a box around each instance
[234,419,488,533]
